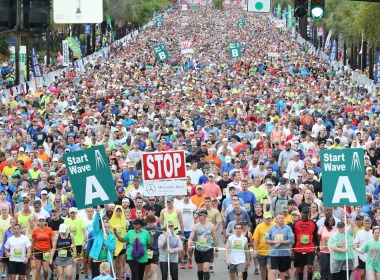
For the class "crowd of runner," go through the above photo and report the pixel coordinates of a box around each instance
[0,2,380,280]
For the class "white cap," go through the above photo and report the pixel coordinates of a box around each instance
[52,157,58,162]
[69,207,78,213]
[59,223,68,233]
[41,190,48,195]
[225,156,232,163]
[19,147,24,152]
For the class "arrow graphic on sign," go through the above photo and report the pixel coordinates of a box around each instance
[95,150,107,170]
[351,152,362,171]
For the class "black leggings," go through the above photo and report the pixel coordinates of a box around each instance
[332,270,352,280]
[159,262,179,280]
[91,261,101,279]
[128,260,147,280]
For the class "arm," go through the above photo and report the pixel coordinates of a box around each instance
[170,235,183,253]
[177,209,185,236]
[225,237,231,265]
[211,224,218,249]
[113,229,126,243]
[104,233,116,252]
[82,221,88,246]
[187,225,196,247]
[92,212,101,235]
[157,233,167,249]
[71,234,77,258]
[49,235,58,263]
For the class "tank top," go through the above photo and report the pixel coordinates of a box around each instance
[194,222,213,252]
[163,208,179,233]
[17,211,34,231]
[267,161,280,178]
[56,234,72,258]
[271,130,282,143]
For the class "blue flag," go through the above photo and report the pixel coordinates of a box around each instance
[31,48,43,77]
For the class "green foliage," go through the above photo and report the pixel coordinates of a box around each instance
[0,35,11,62]
[212,0,222,10]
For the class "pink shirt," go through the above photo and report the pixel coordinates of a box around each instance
[318,226,336,254]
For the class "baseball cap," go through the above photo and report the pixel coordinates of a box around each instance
[197,209,208,216]
[208,173,215,178]
[196,185,203,190]
[133,219,144,225]
[308,170,315,174]
[366,167,373,171]
[263,212,272,219]
[166,196,174,202]
[32,179,39,184]
[117,179,123,183]
[355,215,363,221]
[290,179,296,184]
[282,205,288,211]
[337,222,345,228]
[52,207,60,212]
[55,183,63,189]
[117,187,124,193]
[235,209,242,215]
[301,207,310,213]
[279,178,287,184]
[38,217,46,221]
[69,207,78,213]
[167,221,174,227]
[41,190,48,195]
[291,210,301,216]
[225,156,232,163]
[59,223,68,233]
[33,200,41,206]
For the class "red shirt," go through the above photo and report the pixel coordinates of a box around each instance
[32,226,54,251]
[130,208,147,220]
[293,219,318,253]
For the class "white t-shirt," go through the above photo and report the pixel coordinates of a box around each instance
[5,234,31,262]
[226,181,242,198]
[34,209,50,220]
[227,234,248,265]
[176,201,197,232]
[355,229,373,262]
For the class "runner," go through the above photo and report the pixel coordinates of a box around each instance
[225,223,250,280]
[4,223,31,280]
[188,209,218,280]
[253,212,272,280]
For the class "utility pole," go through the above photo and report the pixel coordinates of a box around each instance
[15,0,21,85]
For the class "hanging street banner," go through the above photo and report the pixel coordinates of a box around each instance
[142,151,187,196]
[321,148,366,207]
[247,0,271,13]
[180,41,194,54]
[31,47,43,77]
[374,51,380,84]
[268,44,279,58]
[156,17,164,27]
[237,18,245,28]
[229,42,242,58]
[63,146,118,210]
[65,36,82,59]
[62,40,70,66]
[153,44,169,62]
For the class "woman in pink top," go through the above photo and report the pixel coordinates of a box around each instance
[270,122,283,144]
[318,216,336,280]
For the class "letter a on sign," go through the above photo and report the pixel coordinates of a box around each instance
[331,176,357,204]
[85,175,109,205]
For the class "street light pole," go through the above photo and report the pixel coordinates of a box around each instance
[15,0,21,85]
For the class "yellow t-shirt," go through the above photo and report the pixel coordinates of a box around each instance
[0,216,11,244]
[64,218,85,245]
[253,222,272,256]
[2,166,17,178]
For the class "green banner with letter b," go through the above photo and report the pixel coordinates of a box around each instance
[321,148,366,207]
[63,146,117,210]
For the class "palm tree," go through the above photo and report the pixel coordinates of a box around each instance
[0,35,11,62]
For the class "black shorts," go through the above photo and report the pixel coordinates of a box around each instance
[194,249,214,264]
[76,245,83,256]
[270,256,291,272]
[358,257,366,269]
[294,252,315,267]
[32,249,45,260]
[147,255,159,265]
[113,249,126,259]
[8,261,27,275]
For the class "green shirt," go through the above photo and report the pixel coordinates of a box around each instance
[123,229,151,263]
[328,230,355,261]
[64,218,85,245]
[361,239,380,272]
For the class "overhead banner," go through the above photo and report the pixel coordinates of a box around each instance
[31,47,43,77]
[63,146,118,210]
[180,41,194,54]
[53,0,103,23]
[62,40,69,66]
[65,36,82,59]
[321,148,366,207]
[374,51,380,84]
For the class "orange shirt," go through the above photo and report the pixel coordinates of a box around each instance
[205,156,222,168]
[38,153,50,163]
[190,194,206,208]
[32,226,54,251]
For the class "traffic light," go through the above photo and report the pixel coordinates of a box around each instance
[294,0,308,18]
[23,0,50,32]
[0,0,16,31]
[310,0,325,18]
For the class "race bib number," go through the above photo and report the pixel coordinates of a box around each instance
[13,248,22,258]
[43,252,51,261]
[147,249,153,259]
[233,240,243,250]
[58,249,67,258]
[274,234,283,242]
[300,235,309,244]
[198,237,207,247]
[223,189,227,196]
[371,248,378,261]
[69,226,77,234]
[244,203,250,211]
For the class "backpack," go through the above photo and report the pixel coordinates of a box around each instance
[1,67,8,76]
[132,237,145,259]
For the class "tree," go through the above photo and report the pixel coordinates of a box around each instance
[0,35,11,62]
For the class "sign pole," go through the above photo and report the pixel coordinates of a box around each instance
[100,215,117,277]
[344,206,349,280]
[165,196,171,280]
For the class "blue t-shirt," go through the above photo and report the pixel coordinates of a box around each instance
[264,224,294,257]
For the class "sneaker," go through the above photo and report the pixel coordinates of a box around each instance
[184,255,188,262]
[180,262,186,269]
[188,259,193,269]
[210,266,214,273]
[1,272,5,278]
[313,272,321,280]
[254,268,259,275]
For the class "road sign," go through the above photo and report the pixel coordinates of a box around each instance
[247,0,271,13]
[237,18,245,28]
[142,151,187,196]
[321,148,366,207]
[268,44,279,57]
[180,41,194,54]
[153,44,169,62]
[84,24,91,35]
[63,146,118,210]
[156,18,164,27]
[229,42,242,58]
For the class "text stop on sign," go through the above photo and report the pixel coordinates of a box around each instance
[142,151,186,181]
